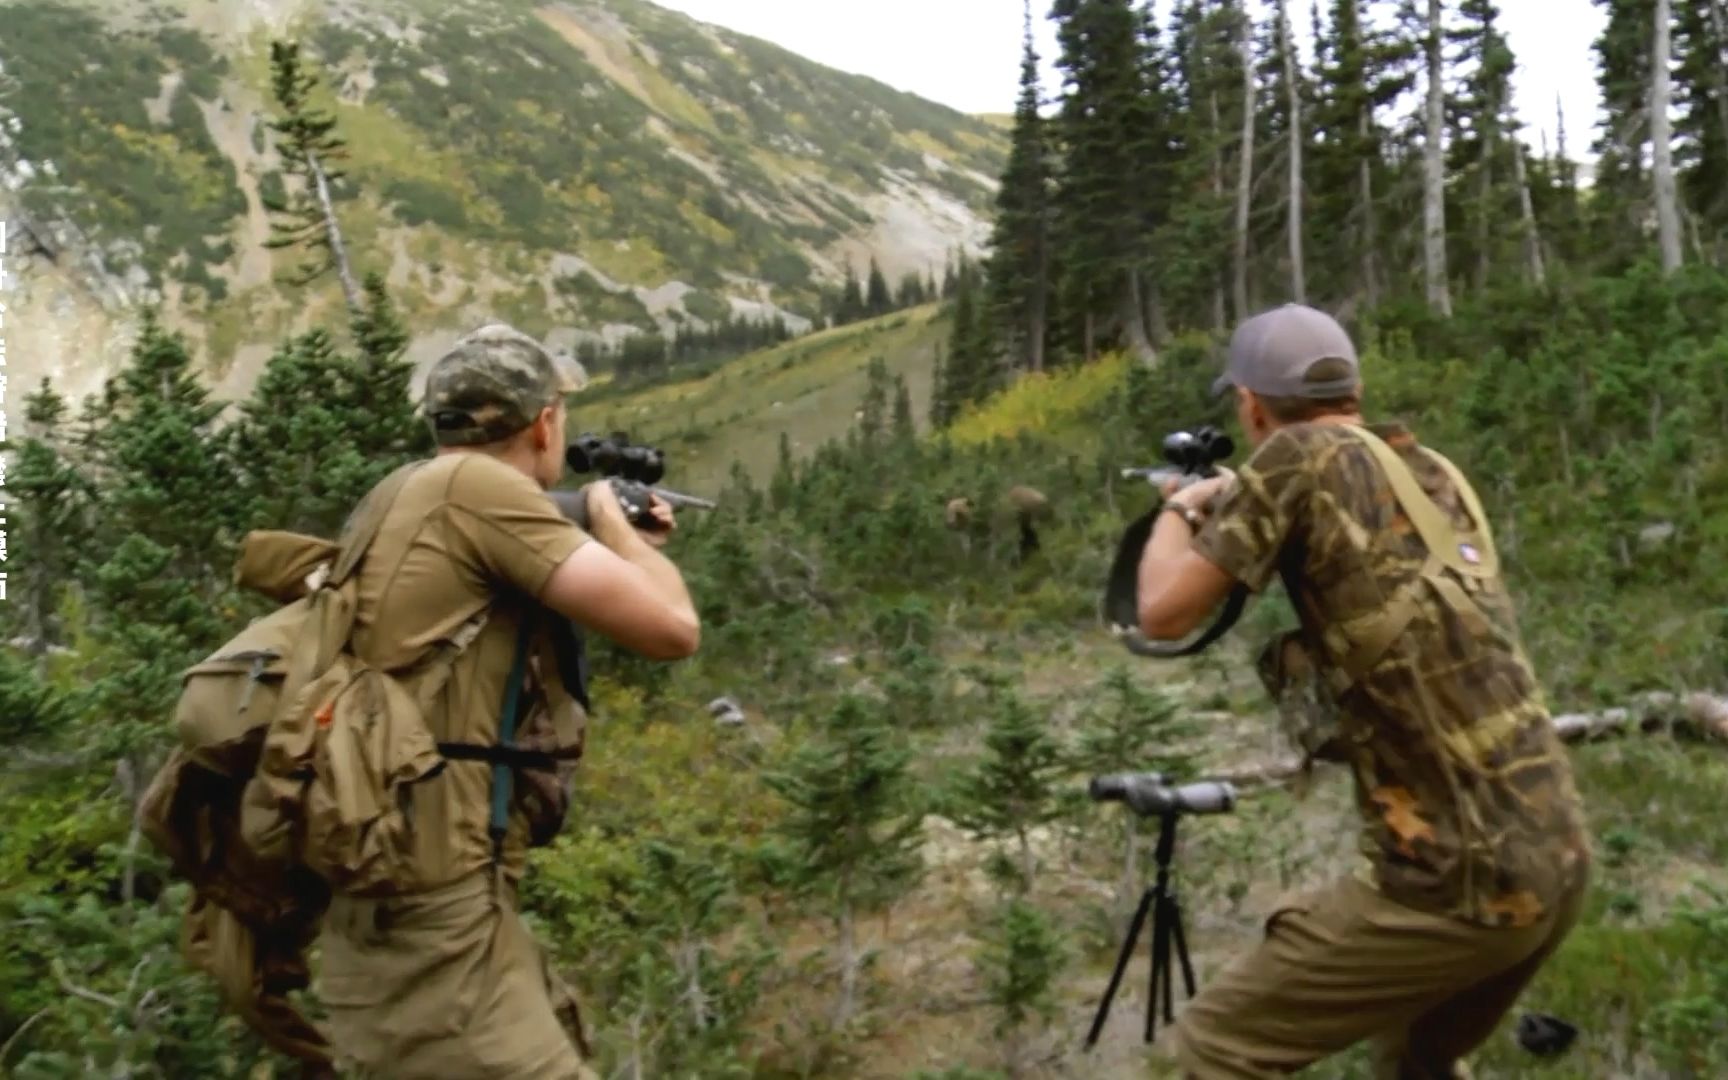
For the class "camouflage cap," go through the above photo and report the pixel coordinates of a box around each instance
[421,324,581,447]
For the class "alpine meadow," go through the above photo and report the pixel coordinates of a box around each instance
[3,0,1728,1077]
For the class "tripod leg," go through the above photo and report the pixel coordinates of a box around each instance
[1170,894,1198,1000]
[1086,887,1154,1050]
[1145,887,1169,1044]
[1161,895,1178,1025]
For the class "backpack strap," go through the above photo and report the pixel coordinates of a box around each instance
[330,462,429,587]
[487,614,536,871]
[410,611,491,714]
[1339,426,1499,579]
[1322,426,1500,694]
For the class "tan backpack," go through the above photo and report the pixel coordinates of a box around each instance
[139,461,497,1066]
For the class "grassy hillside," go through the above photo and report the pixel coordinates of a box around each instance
[578,303,951,493]
[0,0,1004,392]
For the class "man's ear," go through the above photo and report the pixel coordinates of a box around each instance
[532,404,559,451]
[1239,388,1265,431]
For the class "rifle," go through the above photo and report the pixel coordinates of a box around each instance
[552,432,716,531]
[1102,426,1250,658]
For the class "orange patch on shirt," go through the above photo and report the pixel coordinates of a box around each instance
[1480,890,1545,928]
[1370,786,1438,858]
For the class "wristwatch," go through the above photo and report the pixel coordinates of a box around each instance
[1164,501,1206,530]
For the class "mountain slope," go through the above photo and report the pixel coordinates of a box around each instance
[0,0,1005,404]
[579,303,951,495]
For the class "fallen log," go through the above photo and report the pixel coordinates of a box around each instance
[1213,691,1728,792]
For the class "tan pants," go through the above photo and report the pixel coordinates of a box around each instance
[317,871,596,1080]
[1172,870,1587,1079]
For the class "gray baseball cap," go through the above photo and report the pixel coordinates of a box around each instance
[1211,304,1361,399]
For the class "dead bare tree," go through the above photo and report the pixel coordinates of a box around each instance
[1511,139,1548,286]
[1422,0,1453,315]
[1232,4,1258,321]
[1278,0,1307,303]
[1652,0,1683,274]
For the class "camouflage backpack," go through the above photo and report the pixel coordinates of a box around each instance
[1260,425,1502,769]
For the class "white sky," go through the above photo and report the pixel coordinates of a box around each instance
[652,0,1607,159]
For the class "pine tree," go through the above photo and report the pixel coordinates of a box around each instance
[634,839,742,1041]
[770,431,799,511]
[857,356,891,443]
[1128,4,1178,341]
[985,0,1054,374]
[5,380,94,654]
[838,263,866,325]
[938,260,991,423]
[890,375,916,441]
[1310,0,1413,305]
[262,39,362,313]
[1050,0,1158,363]
[765,694,923,1028]
[1674,0,1728,260]
[1592,0,1656,268]
[345,271,431,480]
[80,313,240,789]
[1157,0,1244,331]
[228,329,374,535]
[1070,669,1194,919]
[896,270,928,308]
[1448,0,1505,289]
[928,345,952,429]
[950,674,1066,893]
[976,898,1065,1078]
[865,257,892,316]
[87,312,238,602]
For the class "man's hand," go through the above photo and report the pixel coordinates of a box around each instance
[636,494,676,549]
[1138,468,1241,641]
[585,483,679,549]
[543,485,701,660]
[1162,467,1238,518]
[582,480,634,545]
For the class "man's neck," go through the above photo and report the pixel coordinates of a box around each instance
[436,444,540,483]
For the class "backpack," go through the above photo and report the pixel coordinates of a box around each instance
[1259,425,1505,763]
[138,461,528,1066]
[1319,424,1504,694]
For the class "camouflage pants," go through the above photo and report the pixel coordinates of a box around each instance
[1171,870,1588,1079]
[317,871,596,1080]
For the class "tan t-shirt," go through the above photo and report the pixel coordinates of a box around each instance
[350,453,591,890]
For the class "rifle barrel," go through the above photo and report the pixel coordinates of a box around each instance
[651,487,717,511]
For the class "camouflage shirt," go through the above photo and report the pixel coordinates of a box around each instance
[1193,421,1590,927]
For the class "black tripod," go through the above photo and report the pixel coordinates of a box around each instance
[1085,810,1198,1049]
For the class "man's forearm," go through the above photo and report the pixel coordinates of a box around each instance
[591,519,699,624]
[617,538,698,622]
[1137,510,1195,608]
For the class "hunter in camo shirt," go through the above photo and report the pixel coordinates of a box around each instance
[1134,304,1591,1079]
[1193,420,1589,929]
